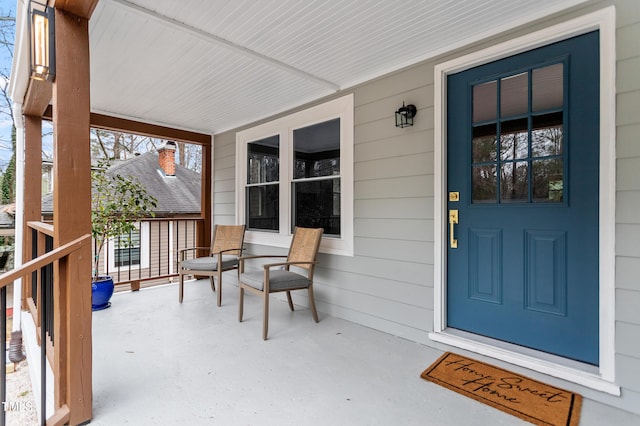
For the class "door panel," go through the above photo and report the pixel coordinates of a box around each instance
[446,32,599,365]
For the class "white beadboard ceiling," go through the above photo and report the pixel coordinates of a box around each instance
[89,0,589,136]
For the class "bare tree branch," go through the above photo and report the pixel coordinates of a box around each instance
[94,129,111,159]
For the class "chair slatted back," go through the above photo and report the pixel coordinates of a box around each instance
[287,227,323,270]
[210,225,245,256]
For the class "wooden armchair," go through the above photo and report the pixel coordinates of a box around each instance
[178,224,245,307]
[238,227,323,339]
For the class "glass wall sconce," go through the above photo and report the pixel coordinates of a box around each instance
[395,102,417,128]
[29,0,56,82]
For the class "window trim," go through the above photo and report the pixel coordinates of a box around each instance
[236,94,354,256]
[106,221,150,272]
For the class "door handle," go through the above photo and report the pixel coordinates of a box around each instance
[449,210,459,249]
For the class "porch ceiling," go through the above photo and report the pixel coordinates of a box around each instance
[89,0,589,134]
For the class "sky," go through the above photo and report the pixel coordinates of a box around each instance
[0,0,16,173]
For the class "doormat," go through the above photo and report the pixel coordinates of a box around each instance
[421,352,582,426]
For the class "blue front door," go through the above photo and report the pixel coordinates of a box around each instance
[446,32,599,365]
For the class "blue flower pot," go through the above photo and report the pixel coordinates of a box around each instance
[92,276,114,311]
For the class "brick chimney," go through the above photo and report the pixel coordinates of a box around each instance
[158,141,177,176]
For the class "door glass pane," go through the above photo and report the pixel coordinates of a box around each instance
[500,161,528,202]
[500,118,528,160]
[532,63,563,112]
[532,113,563,157]
[472,165,497,203]
[472,124,497,162]
[246,185,279,231]
[293,118,340,179]
[500,72,528,117]
[471,64,565,205]
[473,81,497,123]
[533,159,564,202]
[292,179,340,235]
[247,136,279,184]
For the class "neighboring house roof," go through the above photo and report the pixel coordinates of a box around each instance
[42,151,201,216]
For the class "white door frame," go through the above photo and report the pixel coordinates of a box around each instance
[429,7,619,395]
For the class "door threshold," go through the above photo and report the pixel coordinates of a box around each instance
[429,328,620,396]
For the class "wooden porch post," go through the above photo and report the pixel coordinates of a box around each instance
[198,142,213,247]
[51,7,93,424]
[22,116,42,309]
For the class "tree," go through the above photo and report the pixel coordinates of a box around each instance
[91,161,157,280]
[91,128,163,160]
[0,125,14,203]
[89,128,202,171]
[0,8,15,202]
[178,141,202,172]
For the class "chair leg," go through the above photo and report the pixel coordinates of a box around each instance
[216,269,222,307]
[179,273,184,303]
[209,277,216,292]
[286,291,294,311]
[263,292,270,340]
[308,284,319,323]
[238,286,244,322]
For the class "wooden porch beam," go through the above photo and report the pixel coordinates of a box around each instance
[52,0,99,20]
[22,116,42,310]
[23,116,42,224]
[42,107,212,146]
[51,7,93,424]
[90,112,212,145]
[199,143,212,248]
[22,80,52,117]
[21,0,99,117]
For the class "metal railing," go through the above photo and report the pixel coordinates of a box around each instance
[22,217,202,345]
[0,233,91,426]
[98,218,203,289]
[25,222,55,364]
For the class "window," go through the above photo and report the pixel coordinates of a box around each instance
[237,94,354,255]
[246,135,280,231]
[471,62,565,204]
[114,227,141,267]
[107,222,150,271]
[292,119,341,235]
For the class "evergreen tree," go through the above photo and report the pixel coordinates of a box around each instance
[1,125,15,203]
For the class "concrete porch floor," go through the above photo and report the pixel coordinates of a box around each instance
[92,279,639,425]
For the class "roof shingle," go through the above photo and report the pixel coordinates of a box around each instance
[42,152,201,215]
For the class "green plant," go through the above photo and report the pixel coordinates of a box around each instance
[91,162,157,280]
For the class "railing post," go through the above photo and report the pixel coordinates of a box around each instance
[40,262,47,426]
[36,232,46,329]
[1,285,6,426]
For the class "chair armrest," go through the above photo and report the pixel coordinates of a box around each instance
[178,247,211,261]
[213,247,246,256]
[238,254,287,261]
[262,260,319,269]
[238,254,287,273]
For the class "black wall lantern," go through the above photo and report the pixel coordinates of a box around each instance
[29,0,56,82]
[395,102,417,128]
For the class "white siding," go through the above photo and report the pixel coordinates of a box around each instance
[213,133,237,225]
[212,0,640,415]
[615,0,640,412]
